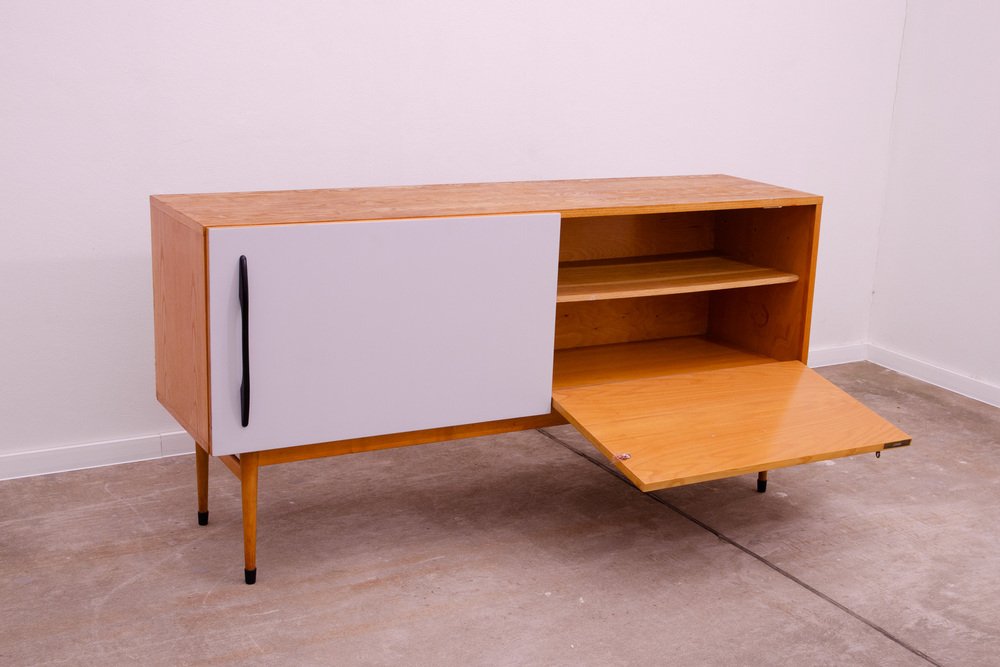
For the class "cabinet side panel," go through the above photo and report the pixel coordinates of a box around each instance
[708,205,820,362]
[151,206,210,446]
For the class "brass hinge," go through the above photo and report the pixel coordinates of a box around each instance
[883,440,911,449]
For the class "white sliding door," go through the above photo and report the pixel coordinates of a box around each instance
[208,214,560,455]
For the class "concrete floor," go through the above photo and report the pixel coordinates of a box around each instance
[2,362,999,666]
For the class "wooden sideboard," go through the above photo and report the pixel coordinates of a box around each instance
[150,175,910,584]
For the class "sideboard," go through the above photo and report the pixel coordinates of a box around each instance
[150,175,910,584]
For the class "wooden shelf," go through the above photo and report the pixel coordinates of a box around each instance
[552,361,912,492]
[556,254,798,303]
[552,336,775,390]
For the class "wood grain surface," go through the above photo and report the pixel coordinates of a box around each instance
[554,293,708,349]
[552,361,910,492]
[258,413,566,466]
[151,205,211,447]
[557,254,798,302]
[709,204,821,362]
[151,175,820,228]
[552,336,774,389]
[558,212,714,262]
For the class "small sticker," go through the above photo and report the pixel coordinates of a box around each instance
[614,453,631,461]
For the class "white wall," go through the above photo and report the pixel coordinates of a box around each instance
[0,1,906,476]
[870,0,1000,405]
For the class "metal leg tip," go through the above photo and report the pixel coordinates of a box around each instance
[244,568,257,585]
[197,511,209,526]
[756,479,767,493]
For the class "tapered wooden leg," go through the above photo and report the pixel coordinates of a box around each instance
[196,443,209,525]
[757,470,768,493]
[240,451,260,585]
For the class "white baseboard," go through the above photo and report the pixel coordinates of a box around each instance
[0,431,194,481]
[808,343,999,408]
[161,431,197,456]
[867,345,1000,408]
[808,344,869,367]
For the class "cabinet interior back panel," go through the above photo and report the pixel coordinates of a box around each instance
[208,214,560,455]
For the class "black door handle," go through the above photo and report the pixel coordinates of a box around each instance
[239,255,250,427]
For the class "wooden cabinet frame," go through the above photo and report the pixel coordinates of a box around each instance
[151,175,909,584]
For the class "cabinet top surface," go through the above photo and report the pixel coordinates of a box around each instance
[151,174,821,228]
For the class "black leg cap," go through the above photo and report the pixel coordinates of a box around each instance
[756,479,767,493]
[245,568,257,585]
[197,511,209,526]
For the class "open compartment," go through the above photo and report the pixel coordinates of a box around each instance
[552,205,820,388]
[551,204,909,492]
